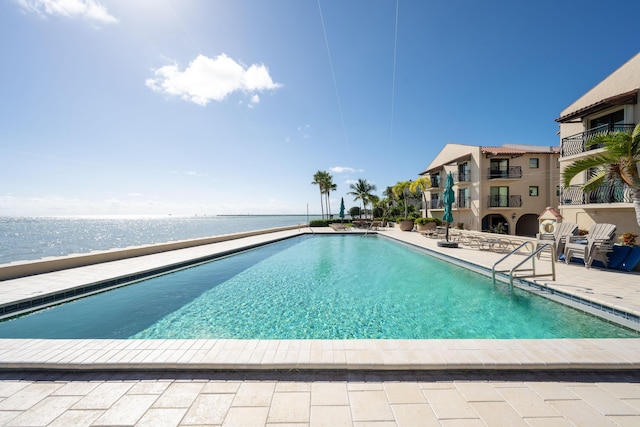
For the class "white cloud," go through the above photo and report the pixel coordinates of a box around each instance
[169,170,208,177]
[330,166,363,174]
[146,54,281,107]
[15,0,118,25]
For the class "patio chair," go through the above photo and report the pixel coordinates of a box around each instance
[535,222,578,259]
[563,223,616,268]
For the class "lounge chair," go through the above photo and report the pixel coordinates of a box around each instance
[563,223,616,268]
[329,223,349,231]
[535,222,578,258]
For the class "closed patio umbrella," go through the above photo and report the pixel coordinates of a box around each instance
[438,172,458,248]
[339,197,345,223]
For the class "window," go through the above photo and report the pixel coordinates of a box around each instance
[489,186,509,207]
[529,158,539,168]
[430,193,440,209]
[529,186,539,197]
[457,162,470,182]
[589,109,624,129]
[489,159,508,179]
[430,173,441,188]
[457,187,469,208]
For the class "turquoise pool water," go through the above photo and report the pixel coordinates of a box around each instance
[0,235,635,339]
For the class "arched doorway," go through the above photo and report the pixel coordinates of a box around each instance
[515,214,539,237]
[482,214,509,234]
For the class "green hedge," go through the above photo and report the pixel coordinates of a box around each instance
[309,219,352,227]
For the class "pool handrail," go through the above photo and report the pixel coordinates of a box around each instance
[492,241,556,288]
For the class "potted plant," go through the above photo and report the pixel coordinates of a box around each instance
[415,217,441,232]
[619,232,638,246]
[396,216,416,231]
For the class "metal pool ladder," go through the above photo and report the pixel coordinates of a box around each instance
[492,241,556,288]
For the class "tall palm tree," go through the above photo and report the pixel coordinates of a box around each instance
[348,179,377,219]
[324,175,337,219]
[562,123,640,227]
[312,170,328,219]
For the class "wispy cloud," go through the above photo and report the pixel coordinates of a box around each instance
[146,54,281,107]
[330,166,364,174]
[15,0,118,25]
[170,170,208,177]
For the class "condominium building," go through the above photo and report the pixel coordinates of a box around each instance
[419,143,559,236]
[556,52,640,235]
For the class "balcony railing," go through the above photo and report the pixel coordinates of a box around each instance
[453,171,471,183]
[487,166,522,180]
[487,195,522,208]
[560,123,636,157]
[430,177,441,188]
[561,184,632,205]
[428,199,443,209]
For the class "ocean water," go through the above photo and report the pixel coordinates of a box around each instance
[0,215,320,264]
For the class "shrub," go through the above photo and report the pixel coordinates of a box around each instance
[489,223,507,234]
[415,217,442,226]
[309,219,351,227]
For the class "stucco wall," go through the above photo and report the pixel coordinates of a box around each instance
[560,53,640,118]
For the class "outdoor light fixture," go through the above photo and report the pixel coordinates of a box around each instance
[511,213,516,220]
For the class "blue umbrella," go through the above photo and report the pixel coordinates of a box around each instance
[442,172,455,241]
[339,198,345,223]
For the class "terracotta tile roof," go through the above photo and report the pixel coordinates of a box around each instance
[556,89,639,123]
[480,146,559,155]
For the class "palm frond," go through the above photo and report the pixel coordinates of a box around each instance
[582,171,606,193]
[561,155,615,186]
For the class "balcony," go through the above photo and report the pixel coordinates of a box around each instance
[428,199,443,209]
[487,195,522,208]
[561,184,632,206]
[453,171,471,183]
[560,123,635,157]
[487,166,522,180]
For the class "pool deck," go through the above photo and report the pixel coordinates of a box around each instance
[1,226,640,425]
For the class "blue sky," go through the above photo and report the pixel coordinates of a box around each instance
[1,0,639,216]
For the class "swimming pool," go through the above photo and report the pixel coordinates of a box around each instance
[0,234,635,339]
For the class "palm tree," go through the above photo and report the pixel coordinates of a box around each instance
[324,175,337,219]
[409,176,432,216]
[392,180,412,219]
[562,123,640,227]
[348,179,377,219]
[383,186,396,209]
[312,171,328,219]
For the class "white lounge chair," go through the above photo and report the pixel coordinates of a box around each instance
[535,222,578,258]
[563,223,616,268]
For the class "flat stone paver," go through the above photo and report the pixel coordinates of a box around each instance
[0,226,639,425]
[0,370,636,426]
